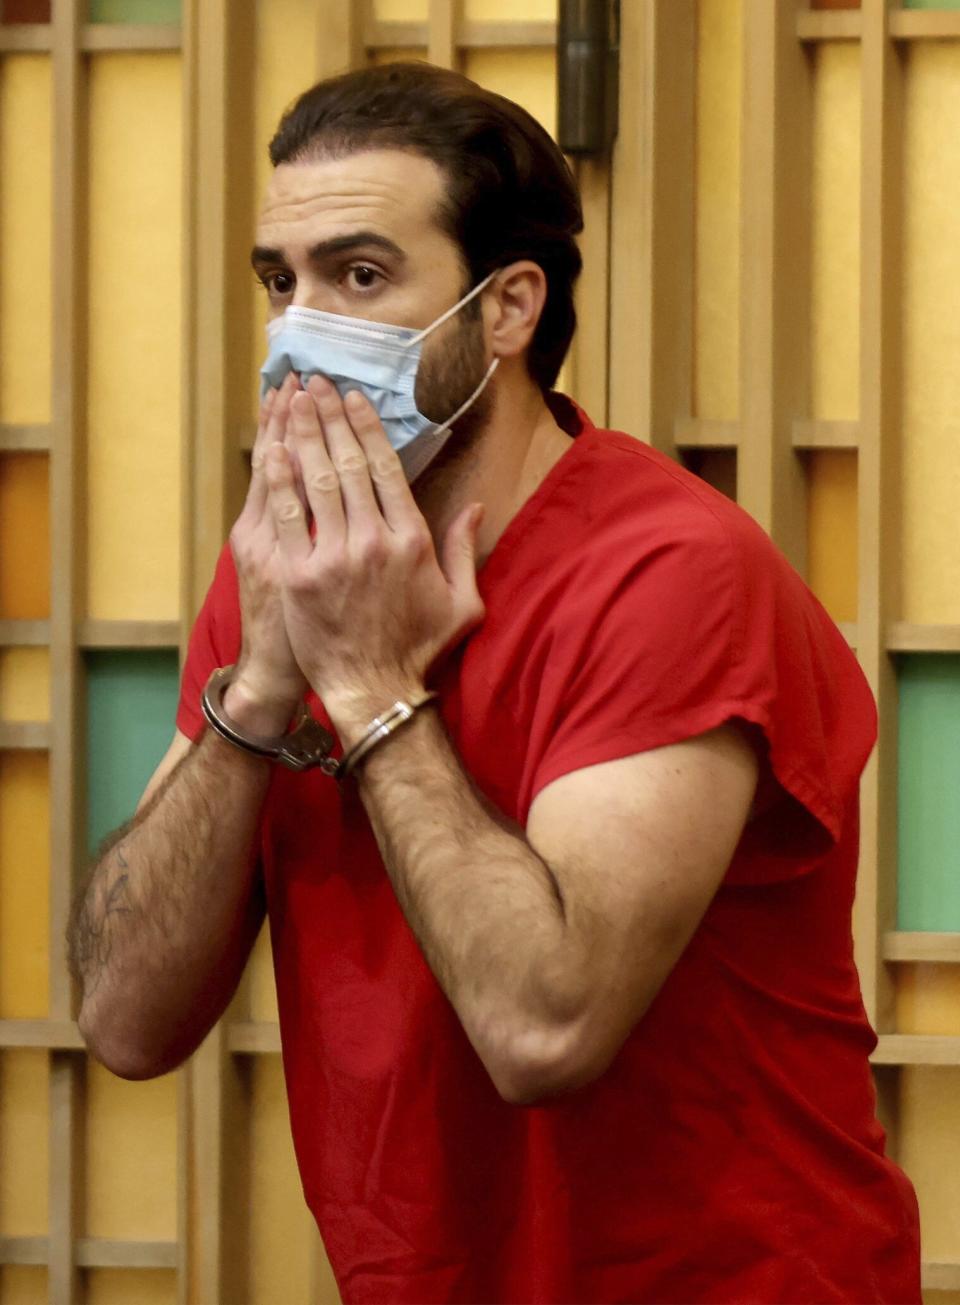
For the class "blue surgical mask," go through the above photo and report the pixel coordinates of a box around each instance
[260,271,499,482]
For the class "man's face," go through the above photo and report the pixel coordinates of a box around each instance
[253,149,491,429]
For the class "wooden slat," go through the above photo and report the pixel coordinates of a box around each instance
[78,619,181,649]
[883,932,960,963]
[738,0,810,574]
[317,0,364,77]
[363,19,556,52]
[889,10,960,42]
[0,1019,84,1049]
[796,10,863,43]
[0,1236,178,1270]
[854,0,902,1040]
[75,1238,179,1269]
[428,0,457,70]
[872,1035,960,1067]
[791,418,859,450]
[0,25,51,52]
[49,1,87,1302]
[0,720,50,751]
[227,1021,282,1055]
[674,418,738,449]
[0,423,52,450]
[922,1263,960,1293]
[456,20,556,49]
[609,0,696,456]
[0,619,51,646]
[79,23,181,53]
[886,622,960,654]
[0,1236,48,1266]
[363,19,425,50]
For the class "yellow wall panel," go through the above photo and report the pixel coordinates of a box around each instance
[465,0,556,17]
[0,56,52,426]
[463,49,556,138]
[84,1061,177,1240]
[86,54,181,621]
[0,648,50,721]
[0,752,49,1019]
[896,964,960,1036]
[373,0,426,17]
[806,451,857,624]
[85,1270,176,1305]
[694,0,741,422]
[810,43,860,421]
[0,1267,47,1304]
[900,1067,960,1265]
[248,924,279,1023]
[0,454,50,620]
[901,44,960,625]
[248,1057,327,1305]
[0,1051,48,1235]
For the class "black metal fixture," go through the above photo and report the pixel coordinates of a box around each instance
[557,0,621,157]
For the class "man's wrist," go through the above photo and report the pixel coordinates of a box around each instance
[324,682,429,753]
[223,673,302,738]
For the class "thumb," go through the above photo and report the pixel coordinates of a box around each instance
[441,502,485,613]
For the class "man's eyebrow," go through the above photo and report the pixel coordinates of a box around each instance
[250,232,406,269]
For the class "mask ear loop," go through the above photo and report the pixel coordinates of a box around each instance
[407,269,500,348]
[429,357,500,439]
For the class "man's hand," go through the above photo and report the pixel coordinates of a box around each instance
[228,373,308,727]
[264,375,485,743]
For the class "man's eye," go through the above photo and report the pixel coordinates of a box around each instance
[349,265,381,290]
[266,272,295,295]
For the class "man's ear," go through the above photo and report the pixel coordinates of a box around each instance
[484,261,547,363]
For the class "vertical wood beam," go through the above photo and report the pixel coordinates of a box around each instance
[856,0,901,1039]
[49,0,86,1299]
[317,0,365,79]
[609,0,696,453]
[180,0,234,630]
[738,0,811,569]
[428,0,458,71]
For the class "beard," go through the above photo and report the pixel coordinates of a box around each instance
[411,303,494,495]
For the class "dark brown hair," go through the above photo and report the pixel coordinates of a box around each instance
[269,61,583,391]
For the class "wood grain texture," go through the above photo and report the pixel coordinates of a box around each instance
[738,0,810,573]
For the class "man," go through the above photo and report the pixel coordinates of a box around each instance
[70,62,920,1304]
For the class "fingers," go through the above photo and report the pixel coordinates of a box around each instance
[340,388,424,534]
[265,443,312,562]
[288,388,347,542]
[441,503,485,627]
[247,373,299,521]
[300,377,383,530]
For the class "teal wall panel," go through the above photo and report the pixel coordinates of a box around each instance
[903,0,960,8]
[86,650,180,852]
[897,654,960,931]
[88,0,180,22]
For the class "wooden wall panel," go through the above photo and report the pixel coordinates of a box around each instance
[0,648,51,720]
[0,1050,49,1232]
[900,42,960,626]
[0,455,50,619]
[0,753,49,1018]
[810,42,860,421]
[694,0,741,422]
[0,55,51,425]
[806,451,858,623]
[85,53,182,622]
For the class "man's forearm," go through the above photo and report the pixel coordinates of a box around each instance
[69,729,270,1077]
[355,707,589,1099]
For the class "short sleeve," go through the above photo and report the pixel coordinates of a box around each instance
[176,543,242,743]
[525,500,876,883]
